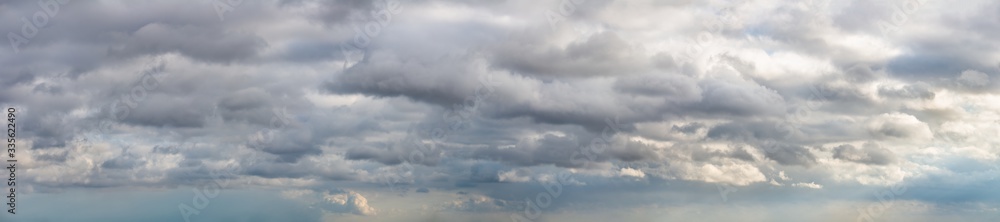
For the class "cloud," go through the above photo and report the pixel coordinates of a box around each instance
[618,167,646,178]
[673,162,767,186]
[324,190,378,216]
[447,194,520,212]
[2,0,999,221]
[497,169,532,182]
[281,189,377,216]
[878,83,935,100]
[866,113,933,140]
[107,23,267,63]
[957,69,991,89]
[490,31,651,78]
[762,144,818,167]
[832,143,897,165]
[791,182,822,189]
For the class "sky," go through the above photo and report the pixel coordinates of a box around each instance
[0,0,999,221]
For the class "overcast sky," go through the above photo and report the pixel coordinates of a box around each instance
[1,0,999,221]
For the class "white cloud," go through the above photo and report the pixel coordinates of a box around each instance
[791,182,823,189]
[619,167,646,178]
[673,162,767,186]
[324,191,378,216]
[281,189,377,216]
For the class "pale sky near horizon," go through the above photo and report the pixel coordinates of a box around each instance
[0,0,998,221]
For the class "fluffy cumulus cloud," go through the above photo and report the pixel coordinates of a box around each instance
[1,0,999,221]
[281,189,377,216]
[618,167,646,178]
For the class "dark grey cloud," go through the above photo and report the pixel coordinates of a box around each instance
[763,143,817,167]
[614,73,701,100]
[692,80,786,116]
[325,52,487,107]
[490,31,650,78]
[468,134,594,168]
[298,0,376,26]
[671,122,705,134]
[707,121,793,143]
[107,23,267,63]
[832,143,897,165]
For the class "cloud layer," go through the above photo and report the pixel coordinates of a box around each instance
[1,0,998,221]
